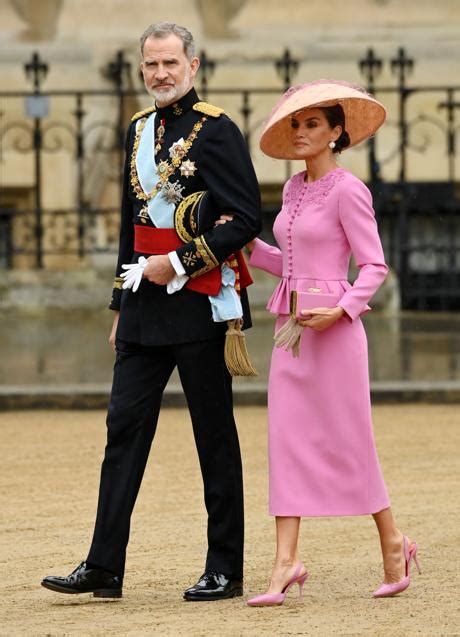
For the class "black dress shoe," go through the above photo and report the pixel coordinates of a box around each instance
[183,571,243,601]
[41,562,122,598]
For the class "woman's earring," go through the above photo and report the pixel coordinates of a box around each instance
[328,141,336,149]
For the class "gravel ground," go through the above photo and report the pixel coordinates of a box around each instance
[1,405,459,636]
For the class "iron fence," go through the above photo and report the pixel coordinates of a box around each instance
[1,48,459,309]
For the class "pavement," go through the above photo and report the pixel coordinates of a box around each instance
[1,405,459,636]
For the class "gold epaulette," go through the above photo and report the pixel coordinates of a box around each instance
[131,106,156,122]
[193,102,225,118]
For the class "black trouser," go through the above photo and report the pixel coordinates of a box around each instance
[87,337,244,580]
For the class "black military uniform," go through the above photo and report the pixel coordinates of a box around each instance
[85,88,261,589]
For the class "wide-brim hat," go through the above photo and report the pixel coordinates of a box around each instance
[259,79,386,159]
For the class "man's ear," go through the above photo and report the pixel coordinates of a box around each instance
[190,56,200,79]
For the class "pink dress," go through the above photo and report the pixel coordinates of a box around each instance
[249,168,390,516]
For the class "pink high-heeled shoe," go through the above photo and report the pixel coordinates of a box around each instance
[373,535,421,598]
[247,563,309,607]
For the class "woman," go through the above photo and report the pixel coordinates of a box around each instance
[245,81,420,605]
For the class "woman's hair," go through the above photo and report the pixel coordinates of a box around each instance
[140,22,195,59]
[319,105,351,153]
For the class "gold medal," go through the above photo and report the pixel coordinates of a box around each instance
[137,205,150,224]
[157,160,169,175]
[155,118,166,153]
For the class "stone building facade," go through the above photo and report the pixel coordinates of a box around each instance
[0,0,459,273]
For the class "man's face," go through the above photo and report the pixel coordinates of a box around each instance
[140,34,200,107]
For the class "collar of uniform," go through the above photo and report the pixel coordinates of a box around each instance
[155,88,199,120]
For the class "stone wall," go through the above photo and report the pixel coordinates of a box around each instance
[1,0,459,184]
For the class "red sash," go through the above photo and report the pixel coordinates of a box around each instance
[134,225,253,296]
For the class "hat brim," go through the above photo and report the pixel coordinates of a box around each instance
[259,82,386,160]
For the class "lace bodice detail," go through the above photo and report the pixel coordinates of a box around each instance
[284,167,347,210]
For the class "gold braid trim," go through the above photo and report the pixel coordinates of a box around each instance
[193,102,225,117]
[131,106,156,122]
[113,277,124,290]
[175,191,205,243]
[200,236,219,265]
[190,235,219,278]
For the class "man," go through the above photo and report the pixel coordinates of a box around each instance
[41,22,261,601]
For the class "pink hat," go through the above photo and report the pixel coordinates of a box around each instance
[259,79,386,159]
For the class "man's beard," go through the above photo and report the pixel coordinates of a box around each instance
[147,68,191,106]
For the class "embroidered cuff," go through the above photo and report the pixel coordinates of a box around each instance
[113,276,124,290]
[176,235,219,278]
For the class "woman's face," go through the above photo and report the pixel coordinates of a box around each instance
[290,107,341,160]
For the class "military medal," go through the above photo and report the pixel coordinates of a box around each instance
[180,160,197,177]
[169,138,187,168]
[137,205,150,223]
[162,180,185,204]
[130,116,207,202]
[155,118,166,152]
[157,160,169,176]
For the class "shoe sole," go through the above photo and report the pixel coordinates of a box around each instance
[183,588,243,601]
[41,582,122,598]
[247,602,283,607]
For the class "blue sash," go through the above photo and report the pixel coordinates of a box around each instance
[136,113,175,228]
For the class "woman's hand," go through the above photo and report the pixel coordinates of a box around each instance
[245,239,256,253]
[214,214,234,227]
[213,213,256,253]
[298,306,345,332]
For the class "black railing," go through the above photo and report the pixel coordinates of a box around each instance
[1,48,459,309]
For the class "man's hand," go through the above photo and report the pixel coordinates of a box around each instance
[143,254,175,285]
[109,311,120,351]
[299,306,345,332]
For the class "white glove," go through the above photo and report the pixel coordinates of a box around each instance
[120,256,147,292]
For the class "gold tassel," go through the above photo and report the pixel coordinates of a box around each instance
[274,317,304,357]
[224,320,258,376]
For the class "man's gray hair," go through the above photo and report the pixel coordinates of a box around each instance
[140,22,196,59]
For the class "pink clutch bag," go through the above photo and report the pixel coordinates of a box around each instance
[290,289,340,318]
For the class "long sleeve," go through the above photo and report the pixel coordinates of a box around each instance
[247,177,291,277]
[337,179,388,320]
[249,238,283,277]
[109,123,136,310]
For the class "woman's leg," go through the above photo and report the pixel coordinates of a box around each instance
[265,516,307,593]
[372,507,407,583]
